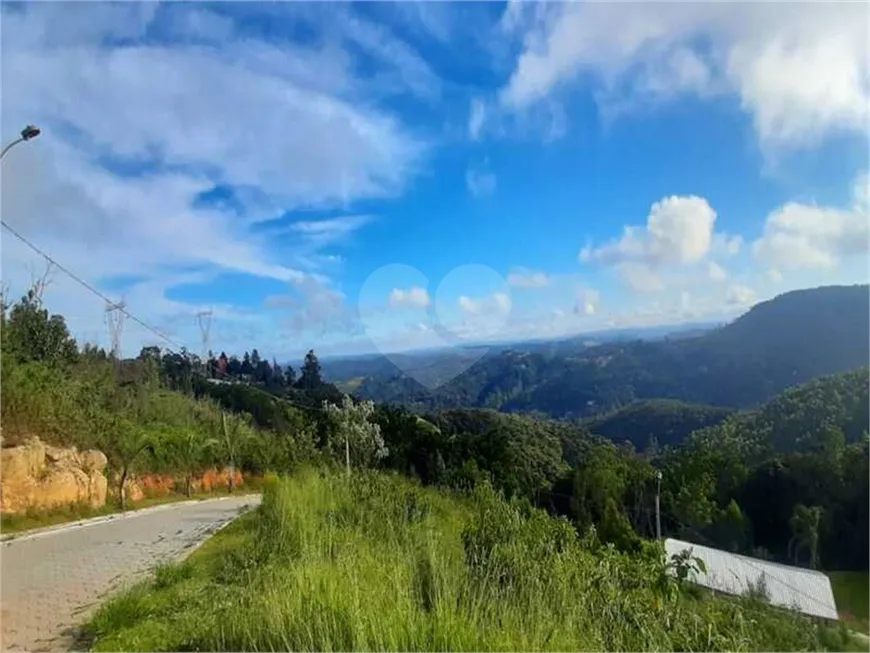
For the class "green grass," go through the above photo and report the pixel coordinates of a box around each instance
[84,469,851,652]
[830,571,870,635]
[0,487,260,537]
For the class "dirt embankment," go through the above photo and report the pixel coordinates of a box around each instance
[0,436,244,513]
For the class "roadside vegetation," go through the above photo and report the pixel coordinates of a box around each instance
[0,283,319,512]
[84,470,851,652]
[2,280,867,647]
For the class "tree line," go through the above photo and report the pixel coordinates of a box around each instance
[351,285,870,418]
[2,283,867,572]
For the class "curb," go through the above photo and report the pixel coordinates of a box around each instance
[177,502,258,562]
[1,494,261,545]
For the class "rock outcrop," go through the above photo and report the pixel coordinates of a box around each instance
[2,437,248,514]
[1,438,108,514]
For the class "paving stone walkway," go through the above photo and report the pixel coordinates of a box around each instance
[0,495,259,652]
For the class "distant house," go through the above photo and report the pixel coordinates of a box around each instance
[664,538,839,621]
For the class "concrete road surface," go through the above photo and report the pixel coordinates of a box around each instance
[0,495,260,652]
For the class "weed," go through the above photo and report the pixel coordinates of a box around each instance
[87,470,843,652]
[152,562,194,590]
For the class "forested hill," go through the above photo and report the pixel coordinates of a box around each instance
[583,400,735,452]
[351,284,869,417]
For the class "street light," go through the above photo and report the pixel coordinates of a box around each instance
[654,470,663,540]
[1,125,41,160]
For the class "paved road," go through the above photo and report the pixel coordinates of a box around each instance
[0,495,260,652]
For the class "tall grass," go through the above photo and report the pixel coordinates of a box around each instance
[87,470,845,652]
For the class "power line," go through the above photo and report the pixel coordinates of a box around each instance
[1,220,184,350]
[2,219,330,413]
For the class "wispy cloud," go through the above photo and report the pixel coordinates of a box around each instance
[0,3,428,356]
[507,268,550,289]
[466,160,497,197]
[498,3,869,149]
[389,286,431,309]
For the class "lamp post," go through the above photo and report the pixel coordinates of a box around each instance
[1,125,41,160]
[655,470,663,540]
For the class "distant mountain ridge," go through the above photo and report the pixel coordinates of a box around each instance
[346,285,869,418]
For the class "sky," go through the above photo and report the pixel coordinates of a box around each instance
[1,1,868,362]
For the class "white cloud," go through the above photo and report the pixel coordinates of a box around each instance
[469,98,486,140]
[290,216,372,237]
[711,233,743,258]
[726,284,757,306]
[458,292,512,316]
[457,296,477,314]
[493,292,511,313]
[617,262,665,293]
[0,4,428,355]
[499,3,869,149]
[574,288,600,315]
[336,9,443,102]
[581,195,719,267]
[388,286,431,309]
[767,268,783,283]
[287,215,374,250]
[751,190,868,271]
[466,162,497,197]
[708,261,727,282]
[507,268,550,289]
[680,291,692,312]
[266,276,360,339]
[852,171,869,213]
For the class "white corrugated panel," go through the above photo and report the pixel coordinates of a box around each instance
[664,538,839,620]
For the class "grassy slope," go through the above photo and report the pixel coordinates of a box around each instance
[830,571,870,635]
[84,470,852,652]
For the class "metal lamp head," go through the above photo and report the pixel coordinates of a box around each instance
[20,125,40,141]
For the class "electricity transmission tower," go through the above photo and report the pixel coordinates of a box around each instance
[196,309,214,371]
[105,300,126,360]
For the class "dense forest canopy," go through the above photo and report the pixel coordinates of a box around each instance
[344,285,869,418]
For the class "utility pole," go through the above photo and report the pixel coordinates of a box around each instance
[221,411,235,494]
[655,470,663,540]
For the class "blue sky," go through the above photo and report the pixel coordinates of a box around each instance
[1,2,867,361]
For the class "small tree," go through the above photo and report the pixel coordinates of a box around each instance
[789,504,823,569]
[298,350,323,391]
[219,411,255,493]
[168,429,218,496]
[92,386,156,510]
[284,364,297,387]
[323,394,387,472]
[97,417,155,511]
[3,286,78,367]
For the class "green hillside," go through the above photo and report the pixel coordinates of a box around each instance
[353,285,870,417]
[584,400,734,450]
